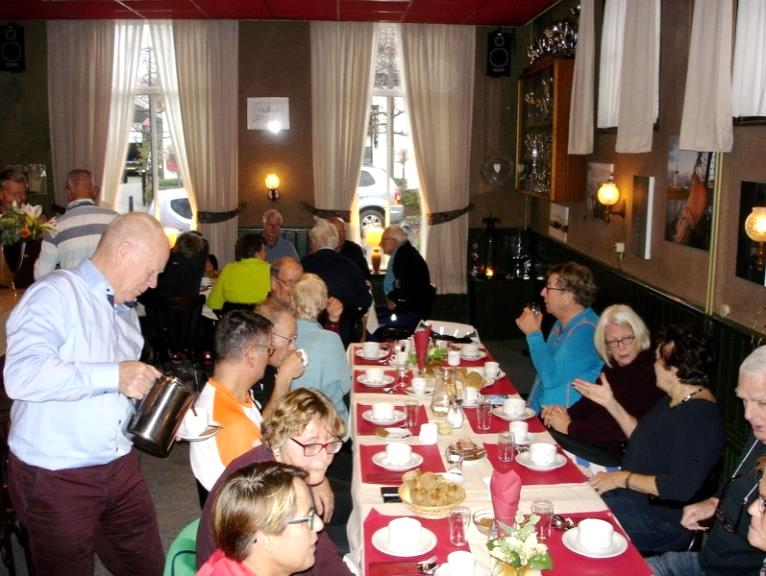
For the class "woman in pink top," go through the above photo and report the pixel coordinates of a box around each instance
[198,461,323,576]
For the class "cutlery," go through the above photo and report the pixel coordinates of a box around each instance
[552,514,575,531]
[416,556,438,574]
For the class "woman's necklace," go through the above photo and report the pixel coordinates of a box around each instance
[670,386,704,407]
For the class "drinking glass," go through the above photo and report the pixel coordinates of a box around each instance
[532,499,554,541]
[445,446,464,475]
[404,400,419,429]
[448,506,471,545]
[498,431,515,462]
[476,400,492,431]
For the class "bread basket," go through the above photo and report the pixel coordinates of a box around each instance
[397,470,466,518]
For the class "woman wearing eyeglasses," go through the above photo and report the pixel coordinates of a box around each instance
[585,324,724,553]
[196,388,352,575]
[542,304,664,466]
[516,261,603,412]
[290,273,352,427]
[198,461,323,576]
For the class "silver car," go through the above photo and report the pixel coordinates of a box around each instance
[357,165,404,230]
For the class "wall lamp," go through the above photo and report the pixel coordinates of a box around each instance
[265,173,280,202]
[596,175,625,222]
[745,207,766,271]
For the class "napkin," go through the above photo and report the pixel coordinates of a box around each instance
[413,326,431,371]
[491,468,522,528]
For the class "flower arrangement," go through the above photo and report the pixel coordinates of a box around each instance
[488,512,553,575]
[0,203,57,245]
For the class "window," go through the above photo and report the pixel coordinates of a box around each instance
[359,24,421,259]
[116,25,192,231]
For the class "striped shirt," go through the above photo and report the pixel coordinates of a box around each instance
[33,199,118,280]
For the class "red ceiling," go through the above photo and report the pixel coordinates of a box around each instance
[0,0,559,26]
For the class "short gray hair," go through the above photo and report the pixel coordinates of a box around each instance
[262,209,283,225]
[383,225,407,243]
[292,273,327,320]
[309,218,339,250]
[740,346,766,380]
[593,304,651,367]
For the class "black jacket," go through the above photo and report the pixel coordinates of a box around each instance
[389,240,431,316]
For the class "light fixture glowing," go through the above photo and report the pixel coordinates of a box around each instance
[745,207,766,272]
[265,173,280,202]
[596,175,624,222]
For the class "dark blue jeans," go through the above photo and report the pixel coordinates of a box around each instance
[647,551,705,576]
[603,489,694,553]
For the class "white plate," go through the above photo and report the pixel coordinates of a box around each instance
[371,526,437,558]
[404,386,433,396]
[355,348,389,360]
[483,369,507,383]
[460,350,488,361]
[358,374,396,387]
[376,428,412,441]
[434,564,488,576]
[178,424,222,442]
[491,406,536,421]
[372,451,424,472]
[515,451,567,472]
[362,409,406,426]
[562,527,628,559]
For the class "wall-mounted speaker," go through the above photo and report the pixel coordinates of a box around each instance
[1,23,25,73]
[487,30,512,77]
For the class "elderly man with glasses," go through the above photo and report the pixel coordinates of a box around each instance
[648,345,766,576]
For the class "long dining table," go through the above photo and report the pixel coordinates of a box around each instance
[344,341,653,576]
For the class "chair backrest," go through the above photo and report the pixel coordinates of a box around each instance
[162,517,200,576]
[143,295,205,364]
[427,320,480,343]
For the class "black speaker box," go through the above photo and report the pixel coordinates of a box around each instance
[487,30,512,77]
[1,23,25,73]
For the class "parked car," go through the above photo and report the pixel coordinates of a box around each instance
[357,165,403,230]
[147,187,192,231]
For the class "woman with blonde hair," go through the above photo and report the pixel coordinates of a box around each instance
[198,461,322,575]
[197,388,351,575]
[542,304,663,465]
[290,273,351,426]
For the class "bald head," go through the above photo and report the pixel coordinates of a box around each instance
[66,169,99,203]
[270,257,303,305]
[91,213,169,304]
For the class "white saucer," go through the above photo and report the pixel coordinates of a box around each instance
[355,348,389,360]
[362,409,406,426]
[460,350,488,361]
[562,527,628,558]
[376,427,411,441]
[358,374,395,387]
[515,451,567,471]
[491,406,536,421]
[371,525,437,558]
[372,451,424,472]
[405,386,432,396]
[483,369,507,383]
[178,424,222,442]
[434,563,488,576]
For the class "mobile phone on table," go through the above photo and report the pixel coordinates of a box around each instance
[380,486,402,503]
[482,394,508,405]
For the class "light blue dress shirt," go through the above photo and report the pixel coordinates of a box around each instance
[265,237,299,263]
[292,318,351,427]
[383,243,400,295]
[4,259,142,470]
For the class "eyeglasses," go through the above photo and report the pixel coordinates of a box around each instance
[272,331,298,345]
[289,437,343,457]
[380,237,396,243]
[606,335,636,349]
[288,508,318,531]
[544,285,567,292]
[275,276,297,288]
[714,474,746,534]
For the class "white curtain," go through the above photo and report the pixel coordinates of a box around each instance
[597,0,626,128]
[679,0,733,152]
[401,24,475,295]
[310,22,377,237]
[732,0,766,117]
[568,0,595,154]
[47,21,114,207]
[174,21,239,265]
[615,0,660,153]
[102,21,143,209]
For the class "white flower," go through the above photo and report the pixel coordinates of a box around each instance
[22,203,42,219]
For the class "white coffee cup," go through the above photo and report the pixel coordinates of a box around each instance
[296,348,309,367]
[509,420,529,441]
[372,402,395,422]
[464,386,479,405]
[463,343,479,357]
[385,442,413,466]
[411,377,427,395]
[503,397,527,417]
[366,367,385,384]
[362,341,380,358]
[529,442,557,466]
[419,422,438,444]
[184,406,209,436]
[447,349,461,367]
[577,518,615,552]
[447,551,475,575]
[483,361,500,379]
[388,517,422,552]
[397,339,412,354]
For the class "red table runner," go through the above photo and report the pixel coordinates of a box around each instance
[482,442,587,485]
[465,408,546,434]
[545,510,652,575]
[360,443,445,484]
[356,403,429,436]
[364,508,469,576]
[353,369,404,393]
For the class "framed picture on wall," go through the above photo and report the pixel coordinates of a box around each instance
[664,136,716,251]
